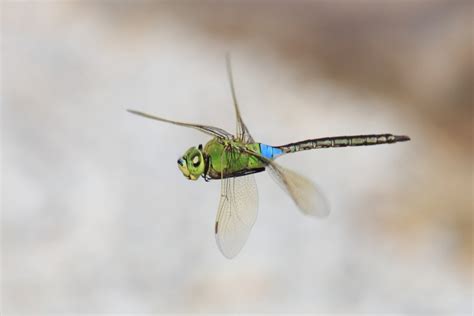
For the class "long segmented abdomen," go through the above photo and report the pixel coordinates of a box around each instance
[277,134,410,154]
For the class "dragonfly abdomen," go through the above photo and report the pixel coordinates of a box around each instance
[259,143,284,159]
[277,134,410,154]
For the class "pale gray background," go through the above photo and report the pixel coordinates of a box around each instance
[2,1,472,314]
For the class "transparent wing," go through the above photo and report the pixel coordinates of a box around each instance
[127,109,233,139]
[225,54,254,143]
[215,175,259,259]
[239,146,329,217]
[267,161,330,217]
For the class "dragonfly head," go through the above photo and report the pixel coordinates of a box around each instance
[177,145,205,181]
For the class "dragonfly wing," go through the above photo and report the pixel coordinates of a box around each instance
[215,175,259,259]
[239,147,329,217]
[267,161,330,218]
[225,54,255,143]
[127,109,233,139]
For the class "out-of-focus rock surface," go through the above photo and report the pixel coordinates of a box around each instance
[2,1,472,313]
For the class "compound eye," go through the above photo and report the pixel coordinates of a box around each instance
[192,155,200,167]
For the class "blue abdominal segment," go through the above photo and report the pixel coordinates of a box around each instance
[259,143,284,160]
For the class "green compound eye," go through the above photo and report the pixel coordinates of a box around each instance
[192,155,200,167]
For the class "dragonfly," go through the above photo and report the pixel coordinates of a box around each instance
[127,56,410,259]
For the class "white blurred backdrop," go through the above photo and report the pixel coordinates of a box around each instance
[2,1,472,314]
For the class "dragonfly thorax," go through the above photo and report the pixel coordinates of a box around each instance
[177,145,206,180]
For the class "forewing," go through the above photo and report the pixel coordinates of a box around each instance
[225,54,254,143]
[127,109,233,139]
[267,161,330,217]
[215,175,259,259]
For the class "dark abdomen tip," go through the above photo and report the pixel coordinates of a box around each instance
[394,135,411,142]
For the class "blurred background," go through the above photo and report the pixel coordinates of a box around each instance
[2,1,472,314]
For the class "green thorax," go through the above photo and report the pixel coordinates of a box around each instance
[204,138,265,179]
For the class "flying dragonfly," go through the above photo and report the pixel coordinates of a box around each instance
[128,56,410,259]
